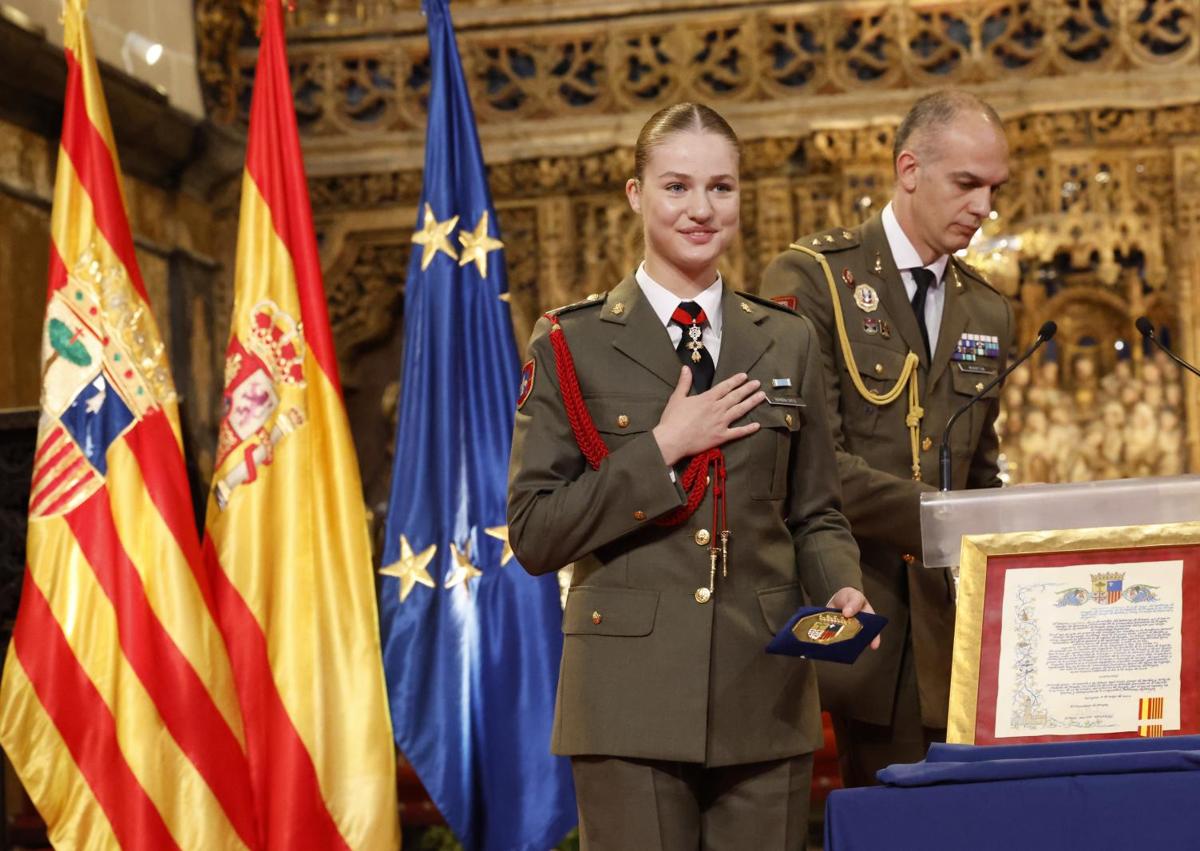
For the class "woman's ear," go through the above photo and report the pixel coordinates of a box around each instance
[625,177,641,213]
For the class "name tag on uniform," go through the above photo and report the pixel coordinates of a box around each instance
[766,395,805,408]
[955,363,997,376]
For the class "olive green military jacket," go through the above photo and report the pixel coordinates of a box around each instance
[507,273,863,767]
[761,212,1014,728]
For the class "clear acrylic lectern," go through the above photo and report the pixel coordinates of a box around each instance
[920,475,1200,569]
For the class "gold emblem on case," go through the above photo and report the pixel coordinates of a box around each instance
[792,612,863,645]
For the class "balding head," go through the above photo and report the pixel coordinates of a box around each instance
[889,91,1009,263]
[893,90,1005,172]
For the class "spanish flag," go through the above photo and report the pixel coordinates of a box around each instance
[201,1,400,848]
[0,1,259,848]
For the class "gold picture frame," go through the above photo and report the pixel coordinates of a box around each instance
[948,520,1200,744]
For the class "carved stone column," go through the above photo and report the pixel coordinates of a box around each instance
[751,175,795,288]
[533,196,576,319]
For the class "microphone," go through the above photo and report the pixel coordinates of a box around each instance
[1135,317,1200,379]
[938,320,1057,492]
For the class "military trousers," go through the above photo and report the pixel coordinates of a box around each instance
[571,752,814,851]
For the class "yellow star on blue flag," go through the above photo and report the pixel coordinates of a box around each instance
[411,203,459,270]
[379,535,437,602]
[458,211,504,277]
[443,540,483,590]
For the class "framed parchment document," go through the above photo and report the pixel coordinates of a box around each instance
[948,521,1200,745]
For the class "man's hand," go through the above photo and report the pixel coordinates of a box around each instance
[652,367,766,466]
[826,587,882,650]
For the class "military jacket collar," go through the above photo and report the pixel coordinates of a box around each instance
[881,202,949,284]
[602,273,772,390]
[634,262,725,339]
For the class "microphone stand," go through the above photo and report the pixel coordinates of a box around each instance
[939,324,1056,492]
[1136,318,1200,379]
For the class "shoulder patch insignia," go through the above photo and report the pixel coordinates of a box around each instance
[517,358,536,410]
[770,295,798,311]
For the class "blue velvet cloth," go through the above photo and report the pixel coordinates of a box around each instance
[923,735,1200,764]
[825,738,1200,849]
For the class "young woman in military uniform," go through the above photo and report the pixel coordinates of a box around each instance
[508,102,877,850]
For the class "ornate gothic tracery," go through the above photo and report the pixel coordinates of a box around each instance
[192,0,1200,483]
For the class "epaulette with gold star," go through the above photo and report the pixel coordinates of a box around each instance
[793,227,861,254]
[737,290,800,316]
[547,292,607,317]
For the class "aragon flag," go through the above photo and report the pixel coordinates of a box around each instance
[0,1,260,848]
[201,1,401,848]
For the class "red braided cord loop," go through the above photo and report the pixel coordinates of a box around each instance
[543,312,722,527]
[545,314,610,469]
[655,450,720,527]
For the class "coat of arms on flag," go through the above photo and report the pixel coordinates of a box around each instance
[33,246,173,520]
[213,300,307,509]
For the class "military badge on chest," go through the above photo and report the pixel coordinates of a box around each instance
[846,264,880,314]
[951,332,1000,362]
[862,317,891,339]
[853,283,879,313]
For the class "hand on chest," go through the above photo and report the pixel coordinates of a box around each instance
[577,337,805,502]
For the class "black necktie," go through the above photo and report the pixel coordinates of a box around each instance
[909,267,935,360]
[670,301,715,393]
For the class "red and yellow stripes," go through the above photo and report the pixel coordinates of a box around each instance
[202,2,399,848]
[1138,696,1165,737]
[0,2,258,848]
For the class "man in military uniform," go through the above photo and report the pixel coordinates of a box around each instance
[508,277,872,847]
[761,90,1014,787]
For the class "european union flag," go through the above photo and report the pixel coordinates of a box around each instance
[379,1,576,849]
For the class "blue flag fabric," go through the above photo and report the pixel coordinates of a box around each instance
[379,1,577,849]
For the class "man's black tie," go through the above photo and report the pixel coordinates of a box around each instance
[909,267,935,360]
[670,301,715,393]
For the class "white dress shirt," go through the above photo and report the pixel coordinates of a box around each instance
[882,202,948,359]
[635,262,724,366]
